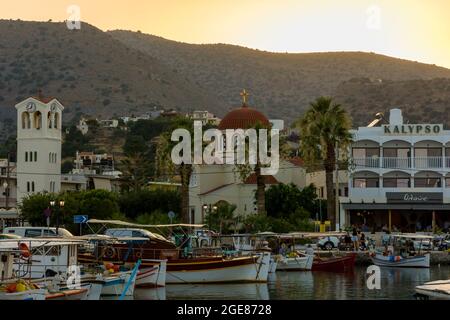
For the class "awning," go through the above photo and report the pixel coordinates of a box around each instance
[342,203,450,211]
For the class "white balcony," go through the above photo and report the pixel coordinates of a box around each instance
[352,157,450,170]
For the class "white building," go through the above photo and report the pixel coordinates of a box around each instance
[15,95,63,203]
[342,108,450,233]
[189,110,221,126]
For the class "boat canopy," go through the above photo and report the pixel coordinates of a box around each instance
[0,238,87,250]
[278,232,346,239]
[87,219,205,229]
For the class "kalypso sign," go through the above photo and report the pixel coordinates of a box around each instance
[383,124,443,135]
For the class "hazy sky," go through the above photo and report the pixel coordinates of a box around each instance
[2,0,450,68]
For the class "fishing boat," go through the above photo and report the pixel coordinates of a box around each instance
[415,280,450,300]
[77,234,167,288]
[81,219,270,283]
[370,234,432,268]
[311,252,356,272]
[275,253,314,271]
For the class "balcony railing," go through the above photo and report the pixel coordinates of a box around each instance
[414,156,442,169]
[352,157,450,170]
[383,157,411,169]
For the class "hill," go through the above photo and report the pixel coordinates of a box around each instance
[110,30,450,122]
[334,78,450,126]
[0,20,223,123]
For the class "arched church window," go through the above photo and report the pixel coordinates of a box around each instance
[54,113,59,129]
[48,112,53,128]
[22,112,31,129]
[34,111,42,130]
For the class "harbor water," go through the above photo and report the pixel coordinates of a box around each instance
[106,265,450,300]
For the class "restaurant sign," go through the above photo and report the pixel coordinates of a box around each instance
[386,192,443,204]
[383,124,443,135]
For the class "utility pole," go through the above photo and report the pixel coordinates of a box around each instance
[335,143,340,231]
[5,152,10,210]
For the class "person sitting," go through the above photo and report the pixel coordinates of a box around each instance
[305,244,315,256]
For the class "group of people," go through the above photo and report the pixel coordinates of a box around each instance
[343,225,368,251]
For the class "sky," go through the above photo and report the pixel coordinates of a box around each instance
[2,0,450,68]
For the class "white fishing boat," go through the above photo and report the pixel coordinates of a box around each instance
[98,270,135,296]
[370,234,432,268]
[0,237,87,278]
[136,259,167,287]
[165,252,271,284]
[276,253,314,271]
[415,280,450,300]
[0,288,46,300]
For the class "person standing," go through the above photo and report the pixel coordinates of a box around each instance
[352,226,358,251]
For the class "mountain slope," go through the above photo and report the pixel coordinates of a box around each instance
[0,20,224,122]
[110,30,450,122]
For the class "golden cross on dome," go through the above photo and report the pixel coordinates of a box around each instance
[240,89,249,106]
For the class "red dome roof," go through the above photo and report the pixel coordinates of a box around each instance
[218,105,270,130]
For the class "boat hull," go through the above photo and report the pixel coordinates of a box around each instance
[135,260,166,288]
[100,271,135,296]
[312,254,356,273]
[415,280,450,300]
[276,255,314,271]
[371,253,430,268]
[0,289,46,301]
[46,288,89,300]
[165,254,270,284]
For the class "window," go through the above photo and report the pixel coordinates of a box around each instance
[48,112,52,129]
[445,178,450,188]
[34,151,37,162]
[353,178,379,188]
[383,178,411,188]
[34,111,42,130]
[49,153,51,163]
[22,112,31,129]
[43,229,57,236]
[27,181,30,192]
[25,152,28,162]
[25,229,42,237]
[31,181,35,192]
[54,113,59,129]
[29,152,33,162]
[415,178,441,188]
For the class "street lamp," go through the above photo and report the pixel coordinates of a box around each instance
[49,200,65,233]
[3,181,8,210]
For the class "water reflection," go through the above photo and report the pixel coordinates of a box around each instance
[103,266,449,300]
[166,283,270,300]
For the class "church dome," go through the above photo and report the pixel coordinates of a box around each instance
[218,90,270,130]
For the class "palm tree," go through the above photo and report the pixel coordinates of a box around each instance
[155,117,195,224]
[120,152,151,192]
[294,97,352,230]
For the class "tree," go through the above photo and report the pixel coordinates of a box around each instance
[294,97,352,229]
[19,190,121,233]
[205,203,237,234]
[120,153,152,192]
[235,122,274,216]
[155,117,195,223]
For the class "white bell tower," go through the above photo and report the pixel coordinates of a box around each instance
[15,94,64,203]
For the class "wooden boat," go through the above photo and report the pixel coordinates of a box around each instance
[311,253,356,272]
[415,280,450,300]
[165,253,270,284]
[81,220,271,283]
[370,234,432,268]
[276,253,314,271]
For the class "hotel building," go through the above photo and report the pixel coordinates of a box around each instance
[342,108,450,233]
